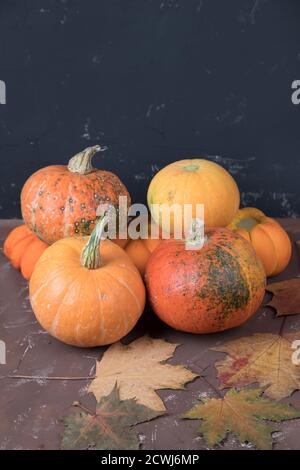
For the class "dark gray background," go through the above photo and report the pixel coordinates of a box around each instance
[0,0,300,218]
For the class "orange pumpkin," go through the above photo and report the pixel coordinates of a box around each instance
[29,214,146,347]
[3,224,48,280]
[113,235,130,250]
[103,217,162,276]
[125,237,161,276]
[147,159,240,234]
[227,208,292,277]
[123,219,162,276]
[145,224,266,334]
[21,145,131,245]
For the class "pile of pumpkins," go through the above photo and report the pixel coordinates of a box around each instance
[3,145,292,347]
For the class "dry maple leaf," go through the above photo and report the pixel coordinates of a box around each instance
[61,386,162,450]
[183,387,300,450]
[88,335,198,411]
[213,333,300,399]
[266,279,300,317]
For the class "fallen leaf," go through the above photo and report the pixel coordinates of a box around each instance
[61,386,162,450]
[266,279,300,317]
[213,333,300,399]
[183,387,300,450]
[89,335,198,411]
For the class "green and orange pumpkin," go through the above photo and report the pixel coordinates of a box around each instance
[145,224,266,334]
[21,145,131,245]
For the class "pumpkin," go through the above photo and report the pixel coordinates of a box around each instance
[125,238,161,276]
[125,220,162,276]
[145,223,266,334]
[113,235,130,250]
[29,214,146,347]
[21,145,131,245]
[3,224,48,280]
[108,218,162,276]
[227,207,292,277]
[147,159,240,234]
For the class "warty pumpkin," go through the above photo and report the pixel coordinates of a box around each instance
[3,224,48,280]
[147,159,240,234]
[227,207,292,277]
[21,145,131,245]
[29,214,146,347]
[145,223,266,334]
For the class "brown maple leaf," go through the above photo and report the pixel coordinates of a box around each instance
[213,333,300,399]
[183,387,300,450]
[266,278,300,317]
[61,386,162,450]
[89,335,198,411]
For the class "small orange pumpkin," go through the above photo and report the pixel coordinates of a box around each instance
[21,145,131,245]
[29,214,146,347]
[107,218,162,276]
[3,224,48,280]
[145,223,266,334]
[124,220,162,276]
[227,208,292,277]
[147,159,240,233]
[125,237,161,276]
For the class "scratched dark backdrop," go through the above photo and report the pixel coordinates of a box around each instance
[0,0,300,218]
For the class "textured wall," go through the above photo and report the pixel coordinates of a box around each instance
[0,0,300,218]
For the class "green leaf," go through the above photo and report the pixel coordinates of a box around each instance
[61,386,162,450]
[183,387,300,450]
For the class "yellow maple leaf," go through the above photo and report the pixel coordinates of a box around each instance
[213,333,300,399]
[89,336,198,411]
[184,387,300,450]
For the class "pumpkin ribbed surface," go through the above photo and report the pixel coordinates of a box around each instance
[29,237,145,347]
[3,224,48,280]
[147,159,240,233]
[125,238,161,276]
[228,207,292,277]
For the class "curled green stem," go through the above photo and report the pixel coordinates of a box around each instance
[81,214,109,269]
[68,145,104,175]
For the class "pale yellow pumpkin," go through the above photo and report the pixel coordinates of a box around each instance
[147,159,240,234]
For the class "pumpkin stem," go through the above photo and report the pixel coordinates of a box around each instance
[185,218,207,250]
[81,213,109,269]
[68,145,107,175]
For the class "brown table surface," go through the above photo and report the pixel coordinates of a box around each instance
[1,219,300,451]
